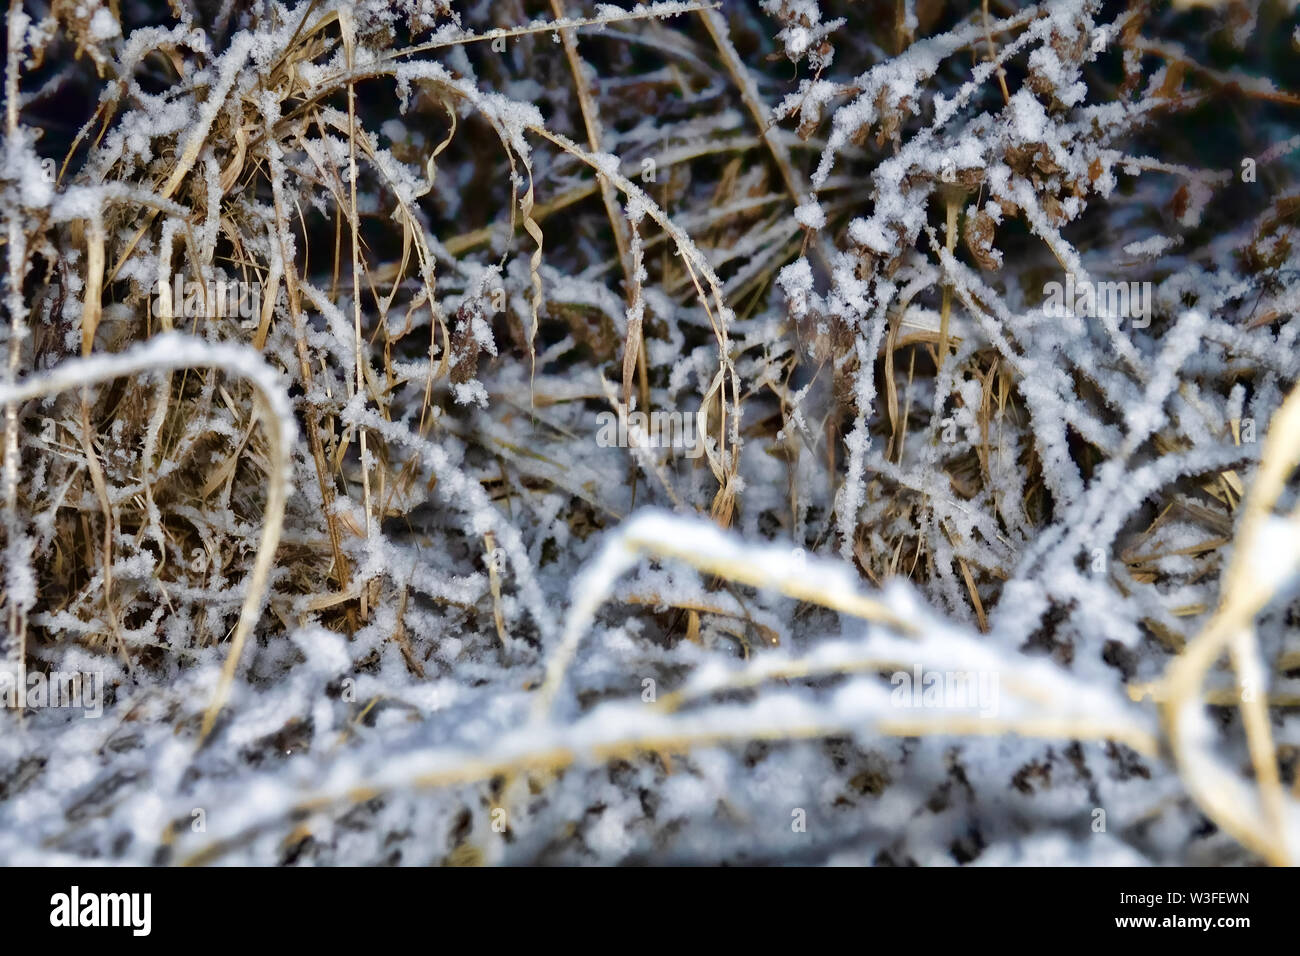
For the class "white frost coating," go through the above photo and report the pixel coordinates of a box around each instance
[2,0,1294,868]
[0,334,296,453]
[794,196,826,230]
[1242,516,1300,599]
[89,8,120,40]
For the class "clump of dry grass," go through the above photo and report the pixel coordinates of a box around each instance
[1,0,1299,865]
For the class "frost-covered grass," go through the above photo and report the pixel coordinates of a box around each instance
[1,0,1300,865]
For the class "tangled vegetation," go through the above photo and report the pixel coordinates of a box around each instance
[1,0,1299,865]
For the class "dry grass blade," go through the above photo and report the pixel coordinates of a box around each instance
[0,335,295,745]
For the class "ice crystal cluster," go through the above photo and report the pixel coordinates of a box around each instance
[1,0,1299,865]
